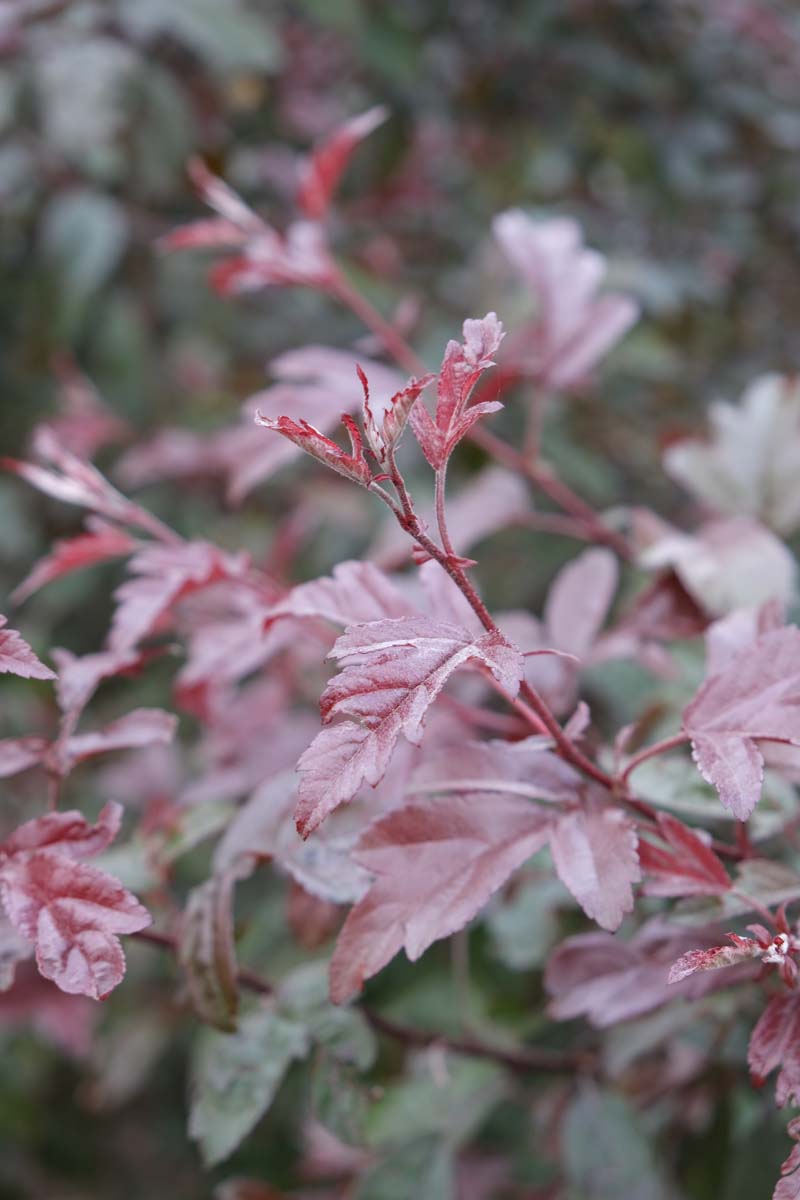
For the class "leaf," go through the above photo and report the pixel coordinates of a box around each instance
[11,523,135,605]
[295,617,524,836]
[0,736,48,779]
[52,646,145,720]
[297,106,388,219]
[254,411,372,486]
[264,560,414,630]
[492,210,638,390]
[748,991,800,1105]
[188,1004,309,1166]
[361,367,435,463]
[329,793,552,1003]
[0,851,150,999]
[667,934,762,984]
[640,516,796,617]
[62,708,177,769]
[110,541,250,652]
[0,802,151,999]
[638,812,731,897]
[544,547,618,659]
[409,314,504,467]
[562,1085,670,1200]
[545,920,753,1027]
[663,373,800,535]
[0,615,55,681]
[549,804,640,931]
[409,734,582,801]
[178,863,252,1032]
[682,625,800,819]
[0,914,33,991]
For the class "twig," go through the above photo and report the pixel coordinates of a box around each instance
[132,928,592,1074]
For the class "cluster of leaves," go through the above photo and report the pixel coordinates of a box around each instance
[5,3,800,1199]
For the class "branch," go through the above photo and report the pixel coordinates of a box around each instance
[133,929,591,1074]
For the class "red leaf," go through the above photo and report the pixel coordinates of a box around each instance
[410,314,504,467]
[264,561,415,630]
[62,708,178,769]
[0,802,150,999]
[549,803,640,931]
[297,105,388,220]
[110,541,250,653]
[683,625,800,819]
[544,548,618,659]
[329,794,551,1002]
[11,523,135,606]
[2,801,122,859]
[668,934,762,984]
[361,366,435,462]
[254,413,371,487]
[52,647,146,721]
[0,615,55,681]
[639,812,731,898]
[0,737,48,779]
[749,991,800,1105]
[546,920,758,1027]
[295,617,524,837]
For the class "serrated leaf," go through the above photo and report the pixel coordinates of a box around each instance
[189,1005,309,1167]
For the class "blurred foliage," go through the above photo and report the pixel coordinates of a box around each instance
[2,1,800,1198]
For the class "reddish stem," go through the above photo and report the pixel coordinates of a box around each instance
[620,731,690,785]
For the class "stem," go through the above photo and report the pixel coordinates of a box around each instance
[620,731,690,785]
[331,273,426,377]
[434,464,458,562]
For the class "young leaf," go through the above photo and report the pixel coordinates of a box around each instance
[329,793,552,1003]
[11,522,135,606]
[682,625,800,819]
[549,803,640,931]
[189,1005,309,1166]
[409,314,504,468]
[0,616,56,681]
[253,412,371,487]
[668,934,763,984]
[638,812,731,898]
[360,366,435,463]
[297,105,388,219]
[295,617,524,837]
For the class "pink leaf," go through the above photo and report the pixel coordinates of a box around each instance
[493,210,638,390]
[329,794,552,1002]
[264,561,415,630]
[638,812,731,897]
[0,737,48,779]
[668,933,762,984]
[295,617,524,837]
[297,105,388,219]
[110,541,250,653]
[0,615,55,681]
[3,428,132,523]
[748,991,800,1105]
[546,920,759,1027]
[52,647,145,721]
[361,366,435,462]
[410,314,504,467]
[0,802,149,1000]
[1,801,123,859]
[62,708,178,769]
[544,548,618,659]
[0,852,150,999]
[11,523,135,606]
[682,626,800,819]
[549,803,640,931]
[254,412,372,487]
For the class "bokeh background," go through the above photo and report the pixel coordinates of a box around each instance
[2,1,800,1197]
